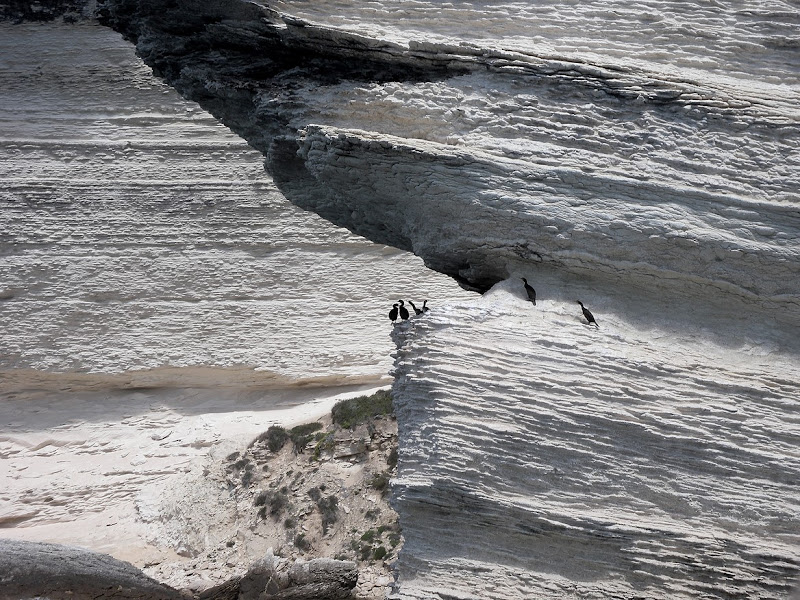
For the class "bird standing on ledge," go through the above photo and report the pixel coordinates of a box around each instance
[398,300,410,321]
[576,301,598,328]
[521,278,536,305]
[389,303,399,324]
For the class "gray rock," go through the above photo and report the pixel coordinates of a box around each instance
[0,538,183,600]
[198,550,357,600]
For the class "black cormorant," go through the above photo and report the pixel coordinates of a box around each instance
[408,301,423,315]
[398,300,410,321]
[389,303,399,324]
[422,300,430,312]
[576,301,598,328]
[521,278,536,305]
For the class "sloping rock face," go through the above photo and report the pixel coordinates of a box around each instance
[389,281,800,599]
[89,1,799,598]
[97,0,800,301]
[0,538,182,600]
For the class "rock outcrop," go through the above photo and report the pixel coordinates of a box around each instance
[0,538,182,600]
[0,540,358,600]
[28,1,800,598]
[389,282,800,599]
[198,551,357,600]
[96,0,800,307]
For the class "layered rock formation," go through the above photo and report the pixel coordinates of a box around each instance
[96,0,800,304]
[390,280,800,599]
[15,0,800,598]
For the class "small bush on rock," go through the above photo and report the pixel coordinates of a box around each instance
[331,389,392,429]
[289,422,323,453]
[254,425,289,453]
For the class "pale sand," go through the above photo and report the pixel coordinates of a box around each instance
[0,367,390,569]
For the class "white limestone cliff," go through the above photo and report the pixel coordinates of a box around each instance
[27,0,800,597]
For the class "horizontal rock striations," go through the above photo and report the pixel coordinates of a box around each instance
[87,2,800,599]
[97,0,800,305]
[389,285,800,599]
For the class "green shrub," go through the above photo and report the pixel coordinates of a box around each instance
[369,471,391,496]
[295,533,311,551]
[253,425,289,453]
[318,495,338,534]
[240,463,254,487]
[360,529,375,542]
[331,389,393,429]
[256,488,289,518]
[373,546,387,560]
[312,432,335,460]
[307,487,339,534]
[359,543,371,561]
[289,422,323,453]
[307,486,322,502]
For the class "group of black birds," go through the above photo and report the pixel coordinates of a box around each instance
[521,277,598,327]
[387,280,598,328]
[389,299,429,324]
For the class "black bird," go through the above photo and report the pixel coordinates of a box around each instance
[389,303,399,324]
[422,300,430,312]
[398,300,410,321]
[408,300,424,316]
[576,301,598,328]
[521,278,536,305]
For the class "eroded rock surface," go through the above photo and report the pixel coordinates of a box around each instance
[6,2,799,599]
[96,0,800,307]
[389,282,800,599]
[0,538,182,600]
[198,551,357,600]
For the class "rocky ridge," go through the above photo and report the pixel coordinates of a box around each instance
[136,390,401,599]
[95,0,800,309]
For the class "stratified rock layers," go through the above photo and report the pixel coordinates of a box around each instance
[390,286,800,599]
[92,1,800,598]
[98,0,800,302]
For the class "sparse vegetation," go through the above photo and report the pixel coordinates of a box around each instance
[353,524,401,564]
[331,389,393,429]
[369,471,391,496]
[234,392,401,583]
[256,487,289,520]
[308,486,339,534]
[253,425,289,453]
[360,529,375,542]
[226,456,255,487]
[312,432,335,460]
[289,422,323,453]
